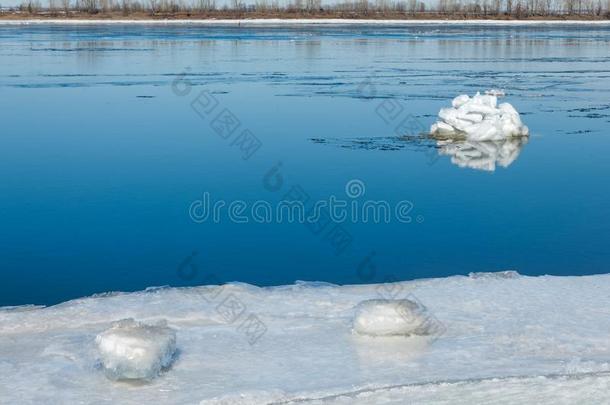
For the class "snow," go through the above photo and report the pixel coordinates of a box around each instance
[1,273,610,403]
[430,93,529,141]
[95,318,176,381]
[352,298,437,337]
[305,373,610,404]
[2,19,610,26]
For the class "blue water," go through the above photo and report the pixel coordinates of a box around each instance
[1,23,609,306]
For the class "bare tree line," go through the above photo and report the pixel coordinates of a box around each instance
[8,0,610,17]
[436,0,608,15]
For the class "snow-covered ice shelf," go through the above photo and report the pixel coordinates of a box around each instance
[3,19,610,26]
[1,273,609,404]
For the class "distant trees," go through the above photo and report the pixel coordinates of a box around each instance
[295,0,322,11]
[231,0,244,11]
[77,0,98,13]
[407,0,416,13]
[9,0,609,17]
[20,0,42,13]
[326,0,424,13]
[311,0,323,11]
[254,0,268,11]
[120,0,130,15]
[195,0,216,11]
[562,0,603,14]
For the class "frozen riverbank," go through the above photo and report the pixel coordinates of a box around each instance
[2,18,610,26]
[1,273,609,403]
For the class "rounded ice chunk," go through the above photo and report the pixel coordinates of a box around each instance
[430,92,529,141]
[95,318,176,381]
[430,121,455,134]
[352,299,433,337]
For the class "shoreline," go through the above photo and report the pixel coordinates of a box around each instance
[2,18,610,25]
[2,270,606,309]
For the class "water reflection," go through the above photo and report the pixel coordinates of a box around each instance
[436,137,528,172]
[310,135,528,172]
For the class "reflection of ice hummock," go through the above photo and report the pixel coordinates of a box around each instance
[437,137,528,172]
[431,93,529,141]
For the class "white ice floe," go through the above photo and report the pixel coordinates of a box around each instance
[2,273,610,403]
[485,88,506,97]
[430,92,529,141]
[437,137,528,172]
[95,318,176,381]
[352,299,434,337]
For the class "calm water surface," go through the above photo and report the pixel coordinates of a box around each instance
[1,24,609,305]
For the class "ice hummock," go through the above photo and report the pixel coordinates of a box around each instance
[430,92,529,141]
[95,318,176,381]
[352,299,434,337]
